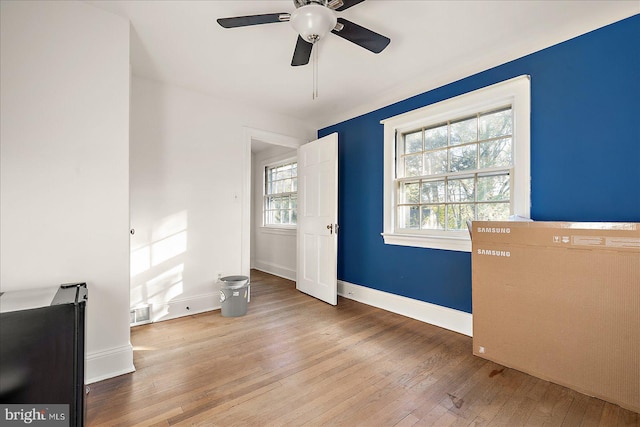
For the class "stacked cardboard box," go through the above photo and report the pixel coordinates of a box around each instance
[472,221,640,412]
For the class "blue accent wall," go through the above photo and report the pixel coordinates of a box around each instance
[318,15,640,314]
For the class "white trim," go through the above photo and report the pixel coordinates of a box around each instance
[338,280,472,337]
[252,262,296,282]
[382,76,530,252]
[153,292,220,323]
[263,155,298,169]
[259,226,297,236]
[85,344,135,384]
[243,127,306,278]
[381,232,471,252]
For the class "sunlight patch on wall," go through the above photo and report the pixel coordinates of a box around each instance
[130,211,189,321]
[130,210,188,278]
[131,246,150,277]
[151,231,187,267]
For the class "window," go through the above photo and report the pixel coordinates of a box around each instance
[382,76,530,252]
[264,160,297,226]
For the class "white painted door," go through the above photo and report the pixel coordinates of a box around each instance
[296,133,338,305]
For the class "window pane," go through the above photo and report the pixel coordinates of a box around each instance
[479,138,512,168]
[291,165,297,177]
[292,178,298,192]
[477,202,510,221]
[421,205,445,230]
[450,116,477,145]
[425,124,447,150]
[479,108,512,140]
[447,204,475,230]
[401,182,420,204]
[404,131,422,154]
[478,174,510,202]
[449,144,477,172]
[424,150,447,175]
[281,210,290,224]
[399,205,420,229]
[404,154,422,177]
[447,177,475,202]
[421,180,445,203]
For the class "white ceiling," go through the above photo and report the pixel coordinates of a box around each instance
[87,0,638,130]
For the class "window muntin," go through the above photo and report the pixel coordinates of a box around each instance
[396,107,513,232]
[264,161,297,226]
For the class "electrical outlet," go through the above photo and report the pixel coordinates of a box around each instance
[479,346,485,354]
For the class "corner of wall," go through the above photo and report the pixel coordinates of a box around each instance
[86,344,136,384]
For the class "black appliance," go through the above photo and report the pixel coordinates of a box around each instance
[0,283,87,426]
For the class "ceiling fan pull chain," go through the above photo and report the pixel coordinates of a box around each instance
[312,40,319,100]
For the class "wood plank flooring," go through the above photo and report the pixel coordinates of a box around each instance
[86,270,639,426]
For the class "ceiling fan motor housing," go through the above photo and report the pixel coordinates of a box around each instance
[290,4,337,42]
[294,0,335,8]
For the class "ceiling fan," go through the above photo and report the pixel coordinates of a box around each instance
[217,0,391,67]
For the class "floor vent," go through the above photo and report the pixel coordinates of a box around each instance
[130,305,151,326]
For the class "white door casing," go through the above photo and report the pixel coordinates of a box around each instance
[296,133,338,305]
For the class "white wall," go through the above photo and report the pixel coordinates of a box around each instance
[251,146,298,281]
[0,1,133,383]
[130,77,313,322]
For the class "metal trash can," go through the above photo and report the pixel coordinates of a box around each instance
[219,275,250,317]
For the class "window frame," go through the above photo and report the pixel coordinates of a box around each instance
[381,76,531,252]
[262,157,298,230]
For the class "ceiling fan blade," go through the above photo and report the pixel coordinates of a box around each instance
[335,0,366,12]
[331,18,390,54]
[291,36,313,66]
[217,13,288,28]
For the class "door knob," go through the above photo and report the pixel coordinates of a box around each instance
[327,224,333,234]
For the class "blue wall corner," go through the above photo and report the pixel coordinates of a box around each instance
[319,15,640,314]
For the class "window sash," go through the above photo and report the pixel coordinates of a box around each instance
[395,170,512,232]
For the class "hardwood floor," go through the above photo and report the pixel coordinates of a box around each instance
[87,270,639,426]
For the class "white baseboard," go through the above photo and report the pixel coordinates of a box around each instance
[153,292,220,323]
[338,280,473,337]
[86,344,135,384]
[253,261,296,282]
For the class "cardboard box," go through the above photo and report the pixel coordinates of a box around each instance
[472,221,640,413]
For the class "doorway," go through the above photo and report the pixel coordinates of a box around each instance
[242,128,305,280]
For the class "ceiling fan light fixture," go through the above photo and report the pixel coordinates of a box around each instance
[290,4,337,42]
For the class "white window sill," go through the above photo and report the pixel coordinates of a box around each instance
[381,232,471,252]
[260,226,297,236]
